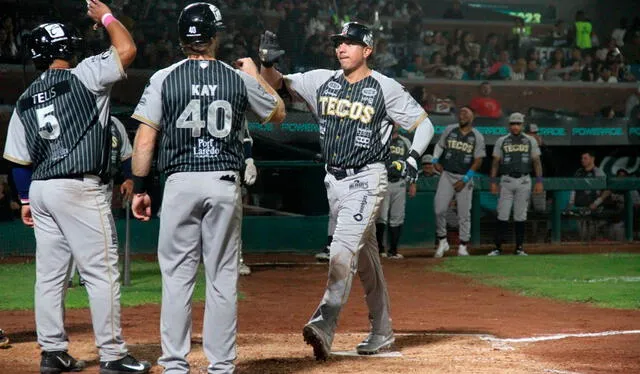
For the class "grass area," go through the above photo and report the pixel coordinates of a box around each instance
[0,260,241,311]
[433,253,640,309]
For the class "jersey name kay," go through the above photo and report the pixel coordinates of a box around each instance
[318,96,375,124]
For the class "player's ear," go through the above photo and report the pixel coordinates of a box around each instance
[363,46,373,59]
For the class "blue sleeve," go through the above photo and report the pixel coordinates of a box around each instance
[12,166,33,203]
[121,158,132,179]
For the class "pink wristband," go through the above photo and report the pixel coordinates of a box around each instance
[101,13,116,27]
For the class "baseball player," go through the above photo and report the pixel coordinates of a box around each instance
[419,154,440,177]
[376,126,416,259]
[488,112,544,256]
[130,3,285,373]
[240,120,256,276]
[432,106,486,257]
[68,115,134,287]
[2,1,151,373]
[258,22,434,359]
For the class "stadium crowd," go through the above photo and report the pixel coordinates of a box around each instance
[1,0,640,84]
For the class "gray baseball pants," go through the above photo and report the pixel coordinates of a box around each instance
[377,180,406,227]
[157,171,241,374]
[434,171,474,242]
[308,163,392,340]
[31,176,127,361]
[497,175,532,222]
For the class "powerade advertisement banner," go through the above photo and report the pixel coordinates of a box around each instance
[246,112,640,147]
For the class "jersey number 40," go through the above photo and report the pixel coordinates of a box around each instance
[177,99,232,138]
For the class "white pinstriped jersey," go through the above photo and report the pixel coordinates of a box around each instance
[284,70,427,168]
[3,47,126,180]
[132,59,278,174]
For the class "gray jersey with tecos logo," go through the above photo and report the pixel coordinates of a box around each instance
[4,47,125,180]
[436,124,486,174]
[284,70,427,168]
[132,59,278,174]
[493,133,540,175]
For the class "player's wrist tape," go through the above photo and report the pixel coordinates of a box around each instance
[132,176,147,194]
[101,13,116,27]
[20,199,29,206]
[536,176,543,183]
[462,170,475,183]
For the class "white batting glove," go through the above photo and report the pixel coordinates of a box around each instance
[244,158,257,186]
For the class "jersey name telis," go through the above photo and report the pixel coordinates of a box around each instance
[447,139,474,153]
[318,96,375,124]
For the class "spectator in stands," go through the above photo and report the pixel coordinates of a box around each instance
[625,84,640,118]
[420,30,440,62]
[479,33,500,67]
[434,30,449,51]
[445,52,465,80]
[444,43,461,66]
[550,19,569,47]
[443,0,464,19]
[470,81,503,118]
[402,54,426,79]
[459,31,479,62]
[544,49,570,81]
[581,53,596,81]
[510,17,532,58]
[599,106,616,118]
[525,59,542,80]
[612,18,628,48]
[510,58,527,80]
[487,50,512,80]
[423,51,448,78]
[462,59,486,81]
[572,10,594,51]
[0,26,18,63]
[596,38,619,62]
[567,48,582,66]
[374,39,399,77]
[597,65,618,83]
[622,30,640,65]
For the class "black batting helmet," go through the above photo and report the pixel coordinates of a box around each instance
[178,2,225,46]
[29,23,82,68]
[330,22,374,47]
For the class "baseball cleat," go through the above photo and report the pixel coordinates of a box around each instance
[40,351,86,373]
[356,332,395,355]
[379,252,388,258]
[99,354,151,374]
[457,244,470,256]
[515,249,528,256]
[314,247,330,262]
[487,249,501,256]
[434,239,449,258]
[239,262,251,276]
[0,329,9,349]
[303,323,331,361]
[387,253,404,259]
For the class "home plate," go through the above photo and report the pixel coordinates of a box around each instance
[332,350,403,358]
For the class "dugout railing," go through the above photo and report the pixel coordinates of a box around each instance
[0,163,638,256]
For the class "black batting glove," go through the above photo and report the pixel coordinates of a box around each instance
[391,151,420,184]
[259,31,285,67]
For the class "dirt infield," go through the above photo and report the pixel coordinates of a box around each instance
[1,244,639,373]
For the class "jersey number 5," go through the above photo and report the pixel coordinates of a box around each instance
[36,104,61,140]
[177,99,232,138]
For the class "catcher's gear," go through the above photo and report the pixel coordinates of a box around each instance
[29,23,82,69]
[178,2,224,46]
[330,22,374,47]
[244,158,257,186]
[259,31,285,67]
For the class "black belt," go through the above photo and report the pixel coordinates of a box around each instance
[47,174,101,181]
[326,165,367,181]
[504,173,529,178]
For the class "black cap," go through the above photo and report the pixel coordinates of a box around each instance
[178,2,225,46]
[29,23,82,68]
[330,22,373,47]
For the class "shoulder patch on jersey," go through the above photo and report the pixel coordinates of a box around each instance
[362,87,377,97]
[327,81,342,90]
